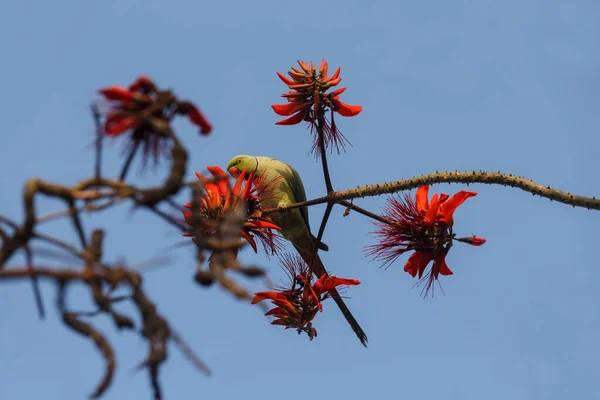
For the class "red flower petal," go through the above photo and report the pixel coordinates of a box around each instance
[424,193,442,225]
[241,173,253,199]
[287,70,308,82]
[202,182,220,199]
[433,254,453,277]
[282,91,306,99]
[240,230,258,253]
[206,166,229,196]
[319,59,328,79]
[328,67,341,81]
[277,72,295,86]
[98,86,134,103]
[439,191,477,224]
[186,105,212,135]
[194,171,208,181]
[416,186,430,214]
[275,112,306,125]
[206,166,228,179]
[288,83,313,90]
[404,251,433,278]
[271,101,311,116]
[247,220,281,230]
[335,101,362,117]
[326,78,342,88]
[317,276,360,294]
[298,60,311,73]
[265,307,288,317]
[328,87,347,97]
[232,170,247,195]
[252,291,289,304]
[104,116,138,135]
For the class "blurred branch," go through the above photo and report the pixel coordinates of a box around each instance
[91,103,103,180]
[0,259,210,399]
[0,95,216,399]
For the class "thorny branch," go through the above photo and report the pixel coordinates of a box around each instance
[265,170,600,225]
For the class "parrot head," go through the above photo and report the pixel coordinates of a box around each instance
[227,155,257,179]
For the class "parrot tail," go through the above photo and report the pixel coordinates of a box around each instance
[292,237,368,347]
[310,233,329,251]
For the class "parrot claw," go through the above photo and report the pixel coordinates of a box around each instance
[277,202,289,214]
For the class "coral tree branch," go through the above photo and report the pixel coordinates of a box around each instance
[264,170,600,217]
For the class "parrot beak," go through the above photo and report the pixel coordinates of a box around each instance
[228,166,240,178]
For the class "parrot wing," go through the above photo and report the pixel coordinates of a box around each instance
[289,166,329,251]
[289,167,311,231]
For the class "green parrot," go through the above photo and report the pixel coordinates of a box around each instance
[227,155,368,346]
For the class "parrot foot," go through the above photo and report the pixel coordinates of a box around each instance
[277,202,290,214]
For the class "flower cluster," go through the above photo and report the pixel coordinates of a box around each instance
[252,254,360,340]
[272,60,362,156]
[367,186,486,297]
[98,76,212,164]
[183,166,281,255]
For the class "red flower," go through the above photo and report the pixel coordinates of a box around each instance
[177,101,212,135]
[183,166,281,255]
[366,185,485,297]
[252,254,360,340]
[271,59,362,156]
[97,76,212,166]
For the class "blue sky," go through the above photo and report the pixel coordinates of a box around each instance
[1,0,599,399]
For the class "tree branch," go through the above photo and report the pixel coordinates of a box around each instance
[264,170,600,217]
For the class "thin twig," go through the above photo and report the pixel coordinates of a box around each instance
[315,116,335,241]
[317,120,334,193]
[170,329,212,376]
[316,203,334,242]
[143,206,187,231]
[0,215,18,229]
[91,103,104,180]
[25,246,45,318]
[119,140,140,182]
[339,200,394,225]
[57,281,115,399]
[37,197,124,225]
[33,232,85,259]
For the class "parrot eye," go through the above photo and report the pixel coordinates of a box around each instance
[238,158,242,164]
